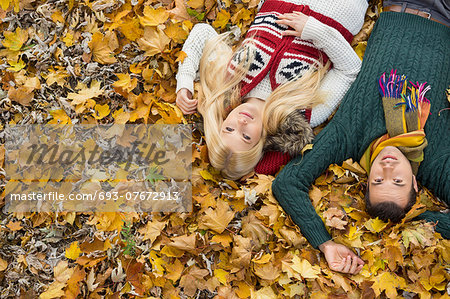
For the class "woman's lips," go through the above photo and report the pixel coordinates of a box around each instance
[240,112,253,119]
[382,155,398,161]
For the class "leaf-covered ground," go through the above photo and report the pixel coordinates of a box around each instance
[0,0,449,298]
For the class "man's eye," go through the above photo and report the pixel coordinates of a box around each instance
[226,127,234,132]
[394,179,403,183]
[243,134,251,140]
[374,178,383,183]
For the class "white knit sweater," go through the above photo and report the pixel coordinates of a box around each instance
[176,0,368,127]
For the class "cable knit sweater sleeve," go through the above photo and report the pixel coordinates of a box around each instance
[176,24,218,94]
[302,17,362,127]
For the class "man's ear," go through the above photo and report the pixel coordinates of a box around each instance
[412,175,418,192]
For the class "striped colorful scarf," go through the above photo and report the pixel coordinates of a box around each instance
[360,70,431,175]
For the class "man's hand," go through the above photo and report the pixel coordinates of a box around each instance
[176,88,197,114]
[275,11,309,37]
[318,240,364,274]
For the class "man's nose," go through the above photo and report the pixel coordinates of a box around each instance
[381,161,394,170]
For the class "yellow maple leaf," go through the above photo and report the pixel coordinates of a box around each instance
[137,27,170,57]
[139,6,169,27]
[93,103,110,120]
[212,10,230,29]
[62,32,74,47]
[354,42,367,60]
[371,272,406,298]
[187,0,204,9]
[199,200,235,233]
[213,268,228,285]
[112,108,130,124]
[44,67,69,87]
[105,9,131,31]
[364,217,388,233]
[88,32,117,64]
[67,80,104,107]
[51,11,64,24]
[113,73,138,93]
[49,109,72,124]
[0,0,11,10]
[39,282,66,299]
[65,241,82,260]
[7,58,25,71]
[2,27,28,51]
[165,258,184,282]
[164,22,189,44]
[290,256,321,279]
[119,17,143,41]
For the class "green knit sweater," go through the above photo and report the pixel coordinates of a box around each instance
[272,12,450,249]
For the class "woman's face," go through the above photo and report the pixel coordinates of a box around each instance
[220,101,264,152]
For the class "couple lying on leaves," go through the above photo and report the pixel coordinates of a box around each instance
[175,0,450,274]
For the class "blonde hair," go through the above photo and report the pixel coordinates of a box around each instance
[198,33,329,180]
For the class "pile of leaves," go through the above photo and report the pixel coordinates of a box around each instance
[0,0,449,298]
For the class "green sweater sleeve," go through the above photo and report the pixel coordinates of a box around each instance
[272,121,358,248]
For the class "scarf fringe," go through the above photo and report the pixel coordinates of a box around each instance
[379,69,431,114]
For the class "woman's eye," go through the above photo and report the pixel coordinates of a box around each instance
[243,134,251,140]
[226,127,234,132]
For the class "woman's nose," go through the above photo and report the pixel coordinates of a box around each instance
[238,117,247,125]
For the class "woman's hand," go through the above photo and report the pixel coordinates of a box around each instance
[318,240,364,274]
[275,11,309,37]
[176,88,198,114]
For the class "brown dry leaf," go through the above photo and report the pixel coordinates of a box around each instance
[169,234,197,253]
[6,220,22,231]
[138,219,167,243]
[230,235,252,270]
[179,266,209,297]
[253,262,280,281]
[8,86,34,106]
[241,211,272,248]
[323,207,348,230]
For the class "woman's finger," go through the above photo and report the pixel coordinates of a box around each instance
[176,99,191,114]
[282,30,301,37]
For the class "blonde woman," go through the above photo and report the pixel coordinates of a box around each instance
[176,0,368,179]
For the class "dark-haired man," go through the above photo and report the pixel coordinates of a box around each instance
[272,2,449,275]
[365,146,418,223]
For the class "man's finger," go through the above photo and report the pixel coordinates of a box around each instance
[333,257,346,272]
[356,256,365,265]
[342,256,352,273]
[349,256,358,274]
[355,264,364,274]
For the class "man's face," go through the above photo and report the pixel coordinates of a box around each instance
[368,146,418,208]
